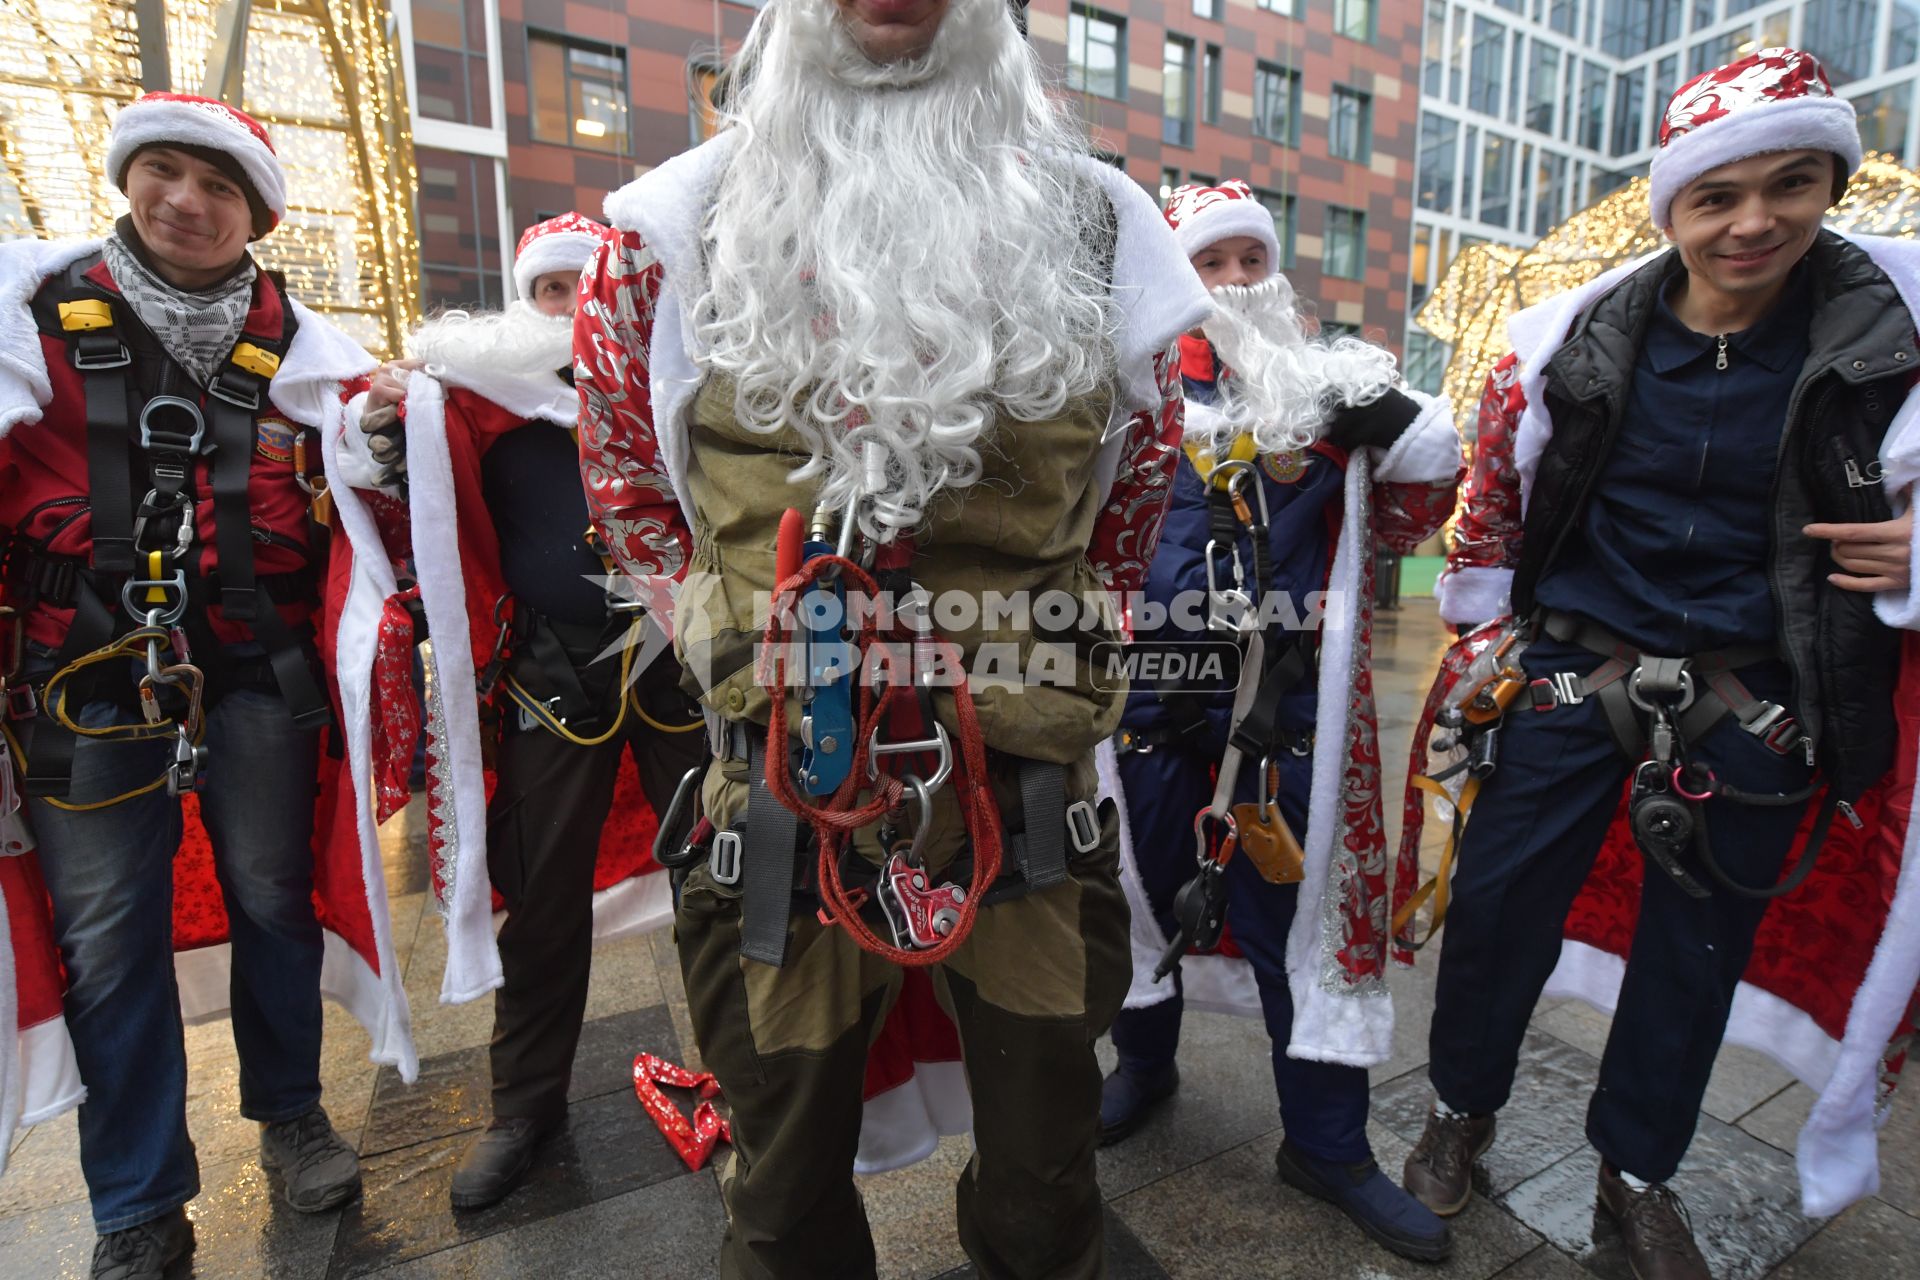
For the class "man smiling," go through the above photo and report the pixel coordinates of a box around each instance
[1408,49,1920,1279]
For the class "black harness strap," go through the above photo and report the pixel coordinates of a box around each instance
[21,581,116,797]
[1013,759,1068,893]
[208,365,265,620]
[742,728,802,967]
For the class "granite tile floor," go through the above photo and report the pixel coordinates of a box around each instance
[4,604,1917,1277]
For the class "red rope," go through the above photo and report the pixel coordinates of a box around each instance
[760,552,1003,966]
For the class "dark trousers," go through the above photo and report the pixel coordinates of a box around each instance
[25,680,323,1231]
[1427,635,1813,1182]
[1110,745,1372,1164]
[485,649,707,1123]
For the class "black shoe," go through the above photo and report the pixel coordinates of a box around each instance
[90,1208,195,1280]
[1098,1062,1179,1147]
[1277,1138,1453,1264]
[260,1105,362,1213]
[450,1117,552,1210]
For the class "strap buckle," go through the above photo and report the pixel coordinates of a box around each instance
[71,333,131,370]
[708,829,743,886]
[120,568,189,627]
[1065,799,1100,854]
[1626,662,1696,713]
[207,369,263,412]
[1529,672,1585,710]
[4,683,36,722]
[137,395,210,455]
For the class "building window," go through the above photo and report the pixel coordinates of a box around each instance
[1254,62,1302,146]
[412,0,491,128]
[1405,330,1449,395]
[1548,0,1578,34]
[1688,29,1749,76]
[530,32,629,154]
[1188,171,1219,187]
[1254,188,1297,268]
[416,147,504,311]
[1160,166,1183,204]
[1651,54,1679,126]
[1480,132,1513,227]
[1067,6,1126,100]
[1527,42,1558,133]
[1580,59,1608,152]
[1423,0,1446,98]
[1330,86,1373,163]
[1693,0,1720,27]
[1418,112,1459,213]
[1256,0,1296,13]
[1855,84,1913,158]
[1193,0,1224,17]
[1590,167,1635,200]
[1469,18,1505,116]
[1533,150,1569,235]
[1801,0,1878,85]
[1203,44,1223,125]
[1507,33,1526,123]
[1164,35,1195,147]
[1894,2,1920,69]
[1601,0,1682,59]
[1324,207,1366,280]
[1321,320,1363,340]
[1610,68,1645,156]
[1334,0,1377,42]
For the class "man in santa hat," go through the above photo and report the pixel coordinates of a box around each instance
[354,214,707,1211]
[0,94,374,1278]
[1099,180,1461,1263]
[1405,47,1920,1279]
[574,0,1211,1273]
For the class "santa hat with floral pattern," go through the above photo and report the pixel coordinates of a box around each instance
[511,213,614,304]
[1649,46,1861,230]
[1162,180,1281,266]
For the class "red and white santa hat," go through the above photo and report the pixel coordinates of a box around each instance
[1163,180,1281,268]
[1649,47,1861,230]
[512,213,614,304]
[107,93,287,238]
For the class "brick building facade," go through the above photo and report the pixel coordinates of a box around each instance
[397,0,1419,350]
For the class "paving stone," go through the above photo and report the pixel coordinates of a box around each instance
[1375,1029,1600,1197]
[1530,1001,1796,1125]
[1492,1243,1593,1277]
[1113,1126,1540,1279]
[1740,1076,1920,1222]
[859,1132,973,1278]
[0,1111,89,1217]
[367,1170,725,1279]
[1768,1197,1920,1276]
[1094,1007,1285,1199]
[1377,946,1441,1088]
[360,1005,677,1158]
[0,1194,93,1279]
[327,1082,691,1278]
[928,1211,1171,1280]
[1500,1113,1820,1280]
[580,930,668,1024]
[184,1156,343,1280]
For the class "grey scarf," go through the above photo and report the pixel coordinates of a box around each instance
[101,232,257,389]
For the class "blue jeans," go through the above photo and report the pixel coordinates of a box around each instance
[1111,744,1373,1163]
[24,673,324,1231]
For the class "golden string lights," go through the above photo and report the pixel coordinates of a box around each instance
[1415,155,1920,431]
[0,0,419,356]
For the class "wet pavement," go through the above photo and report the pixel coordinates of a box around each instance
[4,603,1918,1277]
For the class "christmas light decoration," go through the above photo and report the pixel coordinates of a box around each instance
[1416,155,1920,434]
[0,0,420,356]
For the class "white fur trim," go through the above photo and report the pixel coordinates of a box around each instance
[512,232,604,304]
[429,365,575,429]
[401,375,504,1007]
[1171,199,1281,270]
[0,238,106,439]
[1434,565,1514,627]
[321,400,421,1083]
[604,136,1213,524]
[107,98,288,224]
[336,391,397,495]
[587,868,676,945]
[852,1059,972,1174]
[15,1018,83,1130]
[1285,451,1394,1066]
[1649,96,1861,230]
[1371,390,1461,486]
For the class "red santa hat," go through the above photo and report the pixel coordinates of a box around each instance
[512,213,614,304]
[107,93,286,238]
[1162,180,1281,268]
[1649,47,1861,230]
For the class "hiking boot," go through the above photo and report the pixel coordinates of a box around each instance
[90,1207,194,1280]
[1098,1062,1179,1147]
[260,1105,362,1212]
[1598,1163,1711,1280]
[450,1117,553,1210]
[1402,1102,1496,1216]
[1277,1138,1453,1263]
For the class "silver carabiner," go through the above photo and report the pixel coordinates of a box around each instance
[867,720,953,793]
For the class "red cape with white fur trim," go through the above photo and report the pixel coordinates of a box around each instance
[0,237,416,1173]
[1411,229,1920,1216]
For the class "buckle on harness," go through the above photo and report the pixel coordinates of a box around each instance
[1530,672,1585,710]
[71,336,130,370]
[867,720,953,792]
[1065,799,1100,854]
[4,684,35,722]
[137,396,209,455]
[208,370,262,413]
[708,830,743,886]
[1626,665,1696,713]
[120,569,188,627]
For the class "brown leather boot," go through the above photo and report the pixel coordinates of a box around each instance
[1401,1103,1496,1216]
[1597,1163,1711,1280]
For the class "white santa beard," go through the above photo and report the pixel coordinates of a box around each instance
[1197,276,1400,455]
[408,300,575,386]
[692,0,1116,538]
